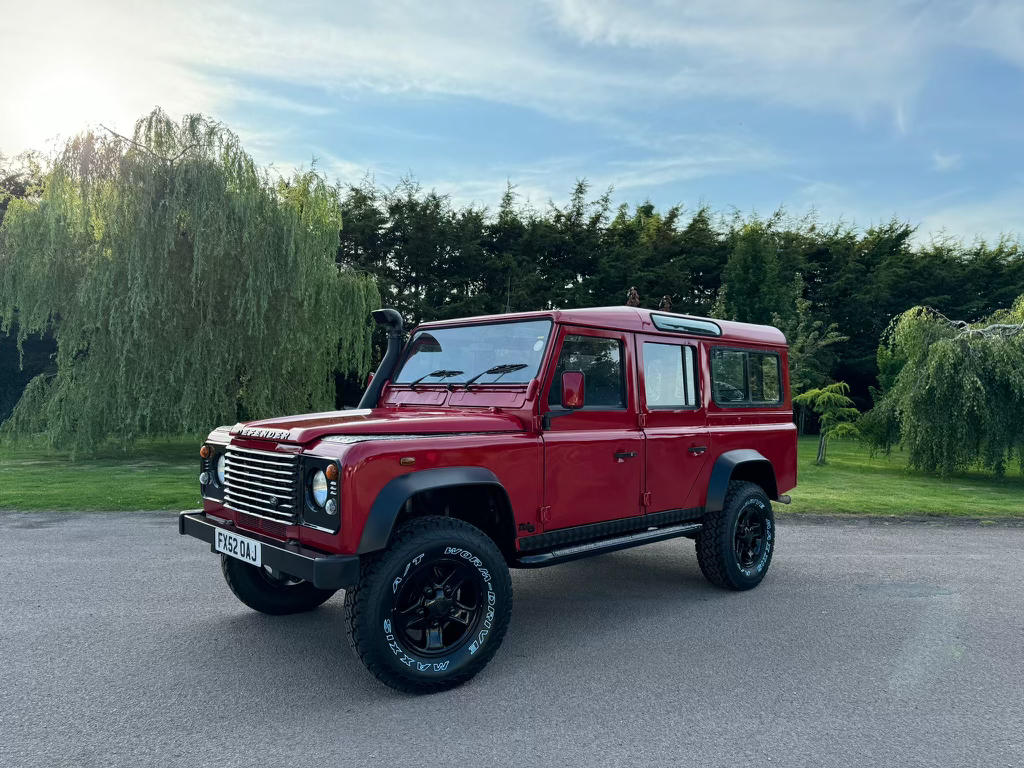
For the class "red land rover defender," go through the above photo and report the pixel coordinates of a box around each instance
[180,307,796,693]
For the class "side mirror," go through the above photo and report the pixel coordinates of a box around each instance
[560,371,585,409]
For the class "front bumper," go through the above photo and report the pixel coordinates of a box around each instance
[178,511,360,590]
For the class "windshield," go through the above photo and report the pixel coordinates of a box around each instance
[394,320,553,385]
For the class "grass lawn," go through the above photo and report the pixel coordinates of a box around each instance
[1,434,1022,518]
[0,437,201,511]
[789,436,1024,519]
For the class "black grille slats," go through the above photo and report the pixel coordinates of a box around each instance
[223,446,300,525]
[237,512,289,539]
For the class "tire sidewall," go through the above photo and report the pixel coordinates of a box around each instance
[364,534,507,681]
[723,490,774,587]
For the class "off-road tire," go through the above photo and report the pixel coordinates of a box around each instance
[696,480,775,590]
[221,556,337,615]
[345,516,513,694]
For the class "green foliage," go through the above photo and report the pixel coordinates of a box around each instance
[339,180,734,328]
[0,153,57,424]
[0,109,378,452]
[793,381,860,464]
[5,111,1024,444]
[339,184,1024,413]
[863,297,1024,475]
[772,273,848,433]
[0,152,44,227]
[773,273,847,395]
[718,213,794,324]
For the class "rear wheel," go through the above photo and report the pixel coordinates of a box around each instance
[345,516,513,694]
[696,480,775,590]
[221,556,337,615]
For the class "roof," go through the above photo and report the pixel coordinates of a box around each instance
[416,306,787,346]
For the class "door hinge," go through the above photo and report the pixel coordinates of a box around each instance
[538,505,551,523]
[641,491,652,507]
[638,413,647,428]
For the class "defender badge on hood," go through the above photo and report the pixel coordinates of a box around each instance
[239,427,291,440]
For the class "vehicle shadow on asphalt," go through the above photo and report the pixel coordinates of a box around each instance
[172,544,744,702]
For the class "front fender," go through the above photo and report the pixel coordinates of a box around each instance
[357,467,508,554]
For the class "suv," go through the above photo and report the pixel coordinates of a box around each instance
[180,306,796,693]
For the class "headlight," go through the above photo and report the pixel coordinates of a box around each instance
[216,454,226,485]
[310,469,328,508]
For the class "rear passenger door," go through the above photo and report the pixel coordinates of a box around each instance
[637,336,710,512]
[540,326,643,530]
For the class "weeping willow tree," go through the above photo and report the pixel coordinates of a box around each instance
[862,296,1024,475]
[0,109,379,452]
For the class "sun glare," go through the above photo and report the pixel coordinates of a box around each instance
[7,61,133,153]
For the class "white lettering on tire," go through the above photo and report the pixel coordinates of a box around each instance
[383,546,497,673]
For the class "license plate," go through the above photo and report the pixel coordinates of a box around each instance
[214,528,262,567]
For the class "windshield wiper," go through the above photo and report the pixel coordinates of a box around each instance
[463,362,528,388]
[409,369,464,388]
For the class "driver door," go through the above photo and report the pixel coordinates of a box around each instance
[540,326,644,531]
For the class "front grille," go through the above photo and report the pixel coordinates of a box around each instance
[223,446,300,525]
[236,512,289,539]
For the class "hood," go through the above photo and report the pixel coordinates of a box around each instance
[229,408,526,444]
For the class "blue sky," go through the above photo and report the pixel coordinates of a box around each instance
[2,0,1022,242]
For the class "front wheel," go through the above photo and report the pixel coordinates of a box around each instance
[221,556,337,615]
[696,481,775,590]
[345,516,513,694]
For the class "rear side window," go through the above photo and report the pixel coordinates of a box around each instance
[711,348,782,406]
[643,342,698,408]
[549,335,625,409]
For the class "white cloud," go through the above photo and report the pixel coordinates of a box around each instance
[602,135,781,191]
[932,151,963,172]
[2,0,1021,249]
[735,176,1023,246]
[5,0,1024,156]
[544,0,1024,125]
[916,188,1023,245]
[319,132,782,213]
[547,0,924,118]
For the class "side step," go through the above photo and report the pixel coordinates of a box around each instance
[515,522,703,568]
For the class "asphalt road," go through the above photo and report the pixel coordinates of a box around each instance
[1,511,1022,768]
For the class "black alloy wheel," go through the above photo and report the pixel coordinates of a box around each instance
[392,558,484,656]
[734,505,768,569]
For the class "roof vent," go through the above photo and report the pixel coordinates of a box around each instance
[651,313,722,336]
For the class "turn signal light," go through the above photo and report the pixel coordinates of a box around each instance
[199,445,211,459]
[325,464,339,482]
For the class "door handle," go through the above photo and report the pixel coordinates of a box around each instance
[688,445,707,455]
[614,451,638,461]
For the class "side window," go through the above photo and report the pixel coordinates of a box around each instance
[753,353,780,402]
[549,334,625,409]
[711,348,782,406]
[643,342,698,408]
